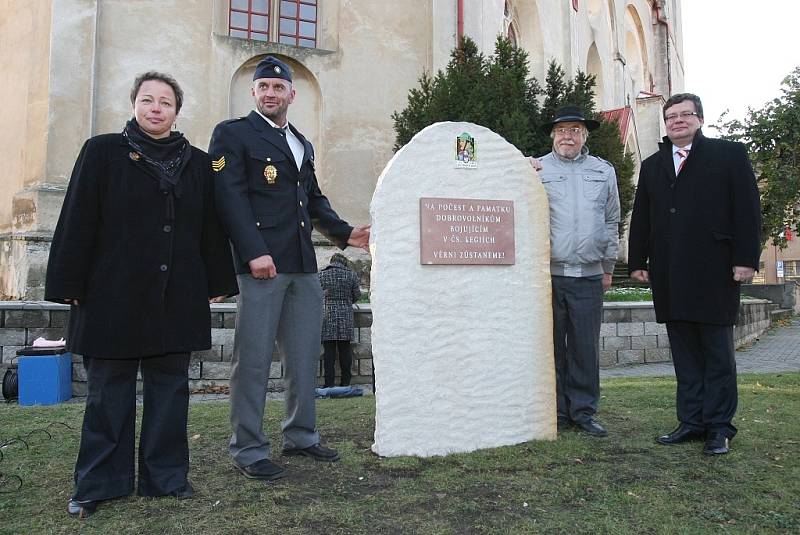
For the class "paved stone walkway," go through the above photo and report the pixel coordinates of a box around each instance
[601,316,800,378]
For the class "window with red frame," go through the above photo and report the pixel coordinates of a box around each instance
[230,0,270,41]
[278,0,317,48]
[228,0,317,48]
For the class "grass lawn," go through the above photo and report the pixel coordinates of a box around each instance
[1,373,798,535]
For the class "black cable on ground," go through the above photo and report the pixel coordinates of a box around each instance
[0,421,76,494]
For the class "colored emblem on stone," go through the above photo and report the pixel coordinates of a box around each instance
[455,133,477,169]
[212,156,226,172]
[264,164,278,184]
[129,151,140,161]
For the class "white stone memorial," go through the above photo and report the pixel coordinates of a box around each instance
[369,121,556,457]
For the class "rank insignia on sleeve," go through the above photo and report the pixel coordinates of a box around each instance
[264,165,278,184]
[212,156,226,172]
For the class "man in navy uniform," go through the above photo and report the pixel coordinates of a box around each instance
[210,56,369,480]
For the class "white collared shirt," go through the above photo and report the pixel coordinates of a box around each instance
[256,110,305,171]
[672,143,692,175]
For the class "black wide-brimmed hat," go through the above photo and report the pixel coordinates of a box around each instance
[541,105,600,134]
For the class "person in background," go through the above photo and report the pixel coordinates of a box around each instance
[45,72,237,518]
[319,253,362,388]
[628,93,761,455]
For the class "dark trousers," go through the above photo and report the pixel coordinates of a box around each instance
[73,353,190,501]
[551,275,603,424]
[322,340,353,387]
[666,322,738,437]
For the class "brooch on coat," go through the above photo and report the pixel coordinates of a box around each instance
[264,165,278,184]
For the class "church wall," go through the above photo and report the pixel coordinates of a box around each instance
[0,0,52,232]
[0,0,684,298]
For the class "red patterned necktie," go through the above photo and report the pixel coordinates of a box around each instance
[677,148,690,174]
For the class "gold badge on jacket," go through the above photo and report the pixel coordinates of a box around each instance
[264,165,278,184]
[212,156,226,172]
[129,151,141,161]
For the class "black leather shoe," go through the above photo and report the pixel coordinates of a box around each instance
[169,481,195,499]
[282,443,340,462]
[703,433,731,455]
[233,459,286,480]
[656,424,706,445]
[67,499,97,519]
[575,418,607,437]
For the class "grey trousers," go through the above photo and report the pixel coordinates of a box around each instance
[551,275,604,423]
[229,273,323,465]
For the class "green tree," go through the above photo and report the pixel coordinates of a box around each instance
[718,66,800,248]
[392,36,541,153]
[392,37,636,235]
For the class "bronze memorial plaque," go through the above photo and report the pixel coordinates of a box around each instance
[420,197,515,265]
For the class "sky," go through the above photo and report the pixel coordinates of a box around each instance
[681,1,800,136]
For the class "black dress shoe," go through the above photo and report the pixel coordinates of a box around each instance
[575,418,607,437]
[282,443,340,462]
[233,459,286,480]
[703,433,731,455]
[67,499,97,519]
[656,424,706,445]
[169,481,195,499]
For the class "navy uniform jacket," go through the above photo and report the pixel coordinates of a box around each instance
[209,111,353,274]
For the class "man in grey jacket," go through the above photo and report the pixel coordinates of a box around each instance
[536,106,620,437]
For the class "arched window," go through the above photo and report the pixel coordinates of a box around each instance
[229,0,317,48]
[504,0,519,47]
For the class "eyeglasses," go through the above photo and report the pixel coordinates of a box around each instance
[553,127,584,136]
[664,111,699,122]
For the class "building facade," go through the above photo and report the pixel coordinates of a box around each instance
[0,0,684,299]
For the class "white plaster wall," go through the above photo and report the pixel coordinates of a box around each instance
[91,0,215,149]
[0,0,52,229]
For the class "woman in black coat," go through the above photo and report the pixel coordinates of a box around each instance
[45,72,237,518]
[319,254,361,387]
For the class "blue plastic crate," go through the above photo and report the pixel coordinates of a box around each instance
[17,349,72,406]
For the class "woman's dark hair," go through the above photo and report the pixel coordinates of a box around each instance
[330,253,349,267]
[130,71,184,113]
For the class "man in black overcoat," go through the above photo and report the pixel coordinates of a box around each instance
[628,93,761,455]
[209,56,369,480]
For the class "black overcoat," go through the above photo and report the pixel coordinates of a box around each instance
[45,133,238,359]
[208,111,353,274]
[627,131,761,325]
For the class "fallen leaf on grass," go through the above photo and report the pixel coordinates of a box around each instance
[191,434,201,441]
[574,458,584,464]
